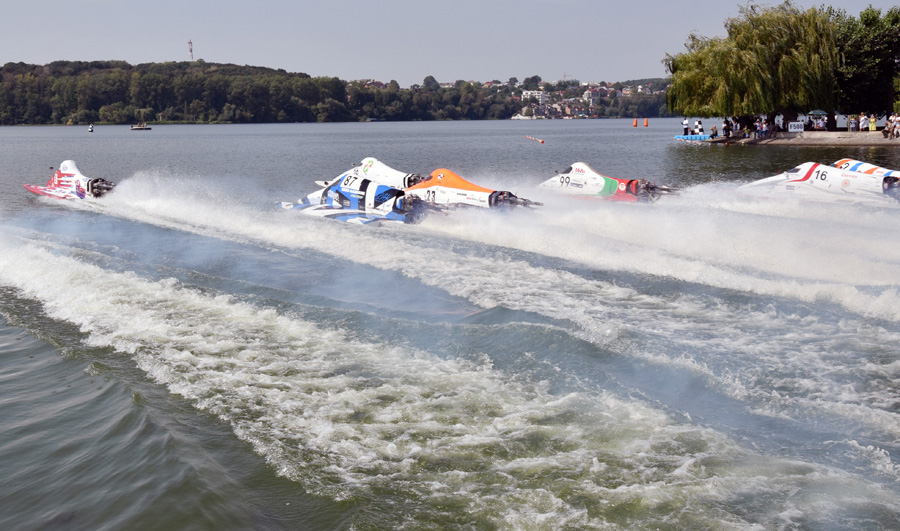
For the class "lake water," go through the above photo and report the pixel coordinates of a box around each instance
[2,119,900,530]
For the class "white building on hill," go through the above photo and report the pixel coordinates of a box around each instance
[521,90,549,105]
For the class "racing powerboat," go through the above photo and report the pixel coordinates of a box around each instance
[404,168,541,208]
[277,167,431,225]
[341,157,426,189]
[539,162,676,202]
[343,157,540,209]
[311,157,427,191]
[24,160,115,200]
[288,158,540,224]
[738,160,900,206]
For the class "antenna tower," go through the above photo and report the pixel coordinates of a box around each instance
[188,39,193,61]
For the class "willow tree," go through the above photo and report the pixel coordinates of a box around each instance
[664,1,838,126]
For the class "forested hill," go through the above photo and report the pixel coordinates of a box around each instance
[0,60,668,125]
[0,60,348,125]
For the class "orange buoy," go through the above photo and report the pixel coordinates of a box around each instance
[540,139,544,143]
[644,118,649,127]
[633,118,638,127]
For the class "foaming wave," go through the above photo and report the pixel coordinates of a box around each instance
[17,176,898,452]
[415,188,900,319]
[0,235,832,529]
[101,175,900,320]
[46,177,900,440]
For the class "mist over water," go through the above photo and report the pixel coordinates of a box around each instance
[2,120,900,529]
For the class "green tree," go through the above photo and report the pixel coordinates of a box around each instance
[76,75,101,113]
[99,102,131,123]
[316,76,347,103]
[94,71,130,107]
[174,74,206,109]
[292,77,323,105]
[267,77,293,122]
[665,1,838,125]
[522,75,542,90]
[830,6,900,117]
[316,97,350,122]
[422,75,440,92]
[49,77,77,122]
[0,81,13,124]
[15,72,54,124]
[896,76,900,113]
[203,75,230,113]
[228,77,270,122]
[130,72,174,113]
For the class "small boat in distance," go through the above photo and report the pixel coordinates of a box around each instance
[130,122,152,130]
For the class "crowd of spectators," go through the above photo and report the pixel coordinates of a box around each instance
[718,117,777,139]
[849,113,884,132]
[682,113,900,139]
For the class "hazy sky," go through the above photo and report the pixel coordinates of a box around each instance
[1,1,893,87]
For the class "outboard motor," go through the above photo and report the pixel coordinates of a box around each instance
[87,178,115,198]
[883,177,900,202]
[488,190,542,208]
[616,178,677,202]
[629,179,678,201]
[397,194,430,224]
[489,190,516,207]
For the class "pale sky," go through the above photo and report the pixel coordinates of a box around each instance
[1,1,893,87]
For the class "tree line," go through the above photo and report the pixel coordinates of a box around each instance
[0,60,671,126]
[664,2,900,127]
[0,60,359,125]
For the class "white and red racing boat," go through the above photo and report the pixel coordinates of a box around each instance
[738,159,900,206]
[24,160,115,200]
[538,162,675,202]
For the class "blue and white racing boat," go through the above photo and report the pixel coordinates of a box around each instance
[279,157,539,224]
[277,165,430,225]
